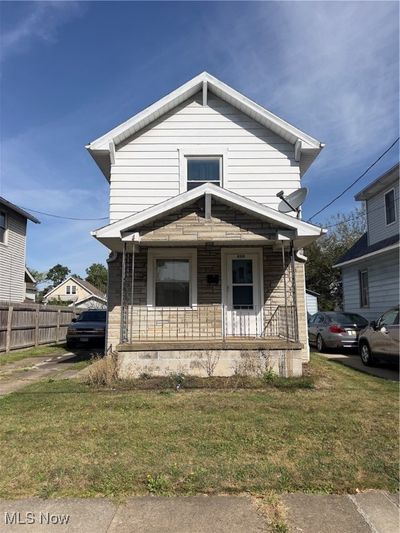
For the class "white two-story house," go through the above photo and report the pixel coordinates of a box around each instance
[335,163,399,322]
[88,73,325,377]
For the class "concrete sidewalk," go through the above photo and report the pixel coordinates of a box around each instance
[0,492,398,532]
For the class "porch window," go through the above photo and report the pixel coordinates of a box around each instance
[359,270,369,308]
[155,260,189,306]
[0,211,6,243]
[385,188,396,225]
[186,157,221,190]
[147,249,197,307]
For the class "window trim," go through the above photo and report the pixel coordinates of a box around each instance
[0,210,8,246]
[359,269,369,308]
[384,188,397,226]
[147,248,197,308]
[178,146,228,193]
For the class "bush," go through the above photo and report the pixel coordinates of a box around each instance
[85,352,119,387]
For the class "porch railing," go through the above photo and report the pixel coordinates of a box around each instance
[123,304,298,343]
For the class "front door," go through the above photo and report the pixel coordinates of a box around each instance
[223,250,263,337]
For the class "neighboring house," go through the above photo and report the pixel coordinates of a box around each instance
[88,72,326,377]
[0,197,40,302]
[69,295,107,310]
[43,276,106,305]
[25,268,37,302]
[335,163,399,321]
[306,289,319,316]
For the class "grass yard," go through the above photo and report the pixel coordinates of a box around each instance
[0,354,398,499]
[0,343,69,366]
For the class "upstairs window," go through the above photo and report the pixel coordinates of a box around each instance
[66,286,71,295]
[71,286,77,294]
[187,157,221,190]
[359,270,369,308]
[0,211,6,243]
[385,189,396,225]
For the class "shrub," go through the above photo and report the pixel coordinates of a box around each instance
[85,352,119,387]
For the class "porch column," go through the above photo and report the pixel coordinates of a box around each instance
[290,242,299,342]
[120,242,128,343]
[120,242,136,344]
[281,241,290,342]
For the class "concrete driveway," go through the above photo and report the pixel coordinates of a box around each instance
[0,350,98,396]
[318,350,399,381]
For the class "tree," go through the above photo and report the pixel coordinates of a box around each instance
[46,264,71,288]
[305,207,366,311]
[86,263,107,293]
[27,268,47,285]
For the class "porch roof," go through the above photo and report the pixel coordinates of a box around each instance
[92,184,325,250]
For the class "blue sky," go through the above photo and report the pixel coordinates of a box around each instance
[0,1,398,276]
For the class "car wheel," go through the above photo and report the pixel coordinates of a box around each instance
[360,341,375,366]
[316,334,325,353]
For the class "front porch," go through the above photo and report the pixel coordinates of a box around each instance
[97,186,320,377]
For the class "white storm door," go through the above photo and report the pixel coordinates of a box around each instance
[223,250,263,337]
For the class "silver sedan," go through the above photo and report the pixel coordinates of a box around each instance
[308,312,369,352]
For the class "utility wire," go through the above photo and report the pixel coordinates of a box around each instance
[308,138,399,222]
[19,206,108,221]
[317,191,399,229]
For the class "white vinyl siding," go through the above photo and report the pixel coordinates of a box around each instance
[341,249,399,321]
[366,181,399,246]
[0,209,27,302]
[110,94,299,223]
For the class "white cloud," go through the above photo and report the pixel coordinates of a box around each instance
[203,1,399,176]
[1,2,84,61]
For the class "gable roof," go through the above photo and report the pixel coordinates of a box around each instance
[44,276,106,300]
[334,232,400,268]
[355,163,399,201]
[87,72,324,179]
[68,294,107,307]
[92,183,325,249]
[0,197,40,224]
[25,268,36,284]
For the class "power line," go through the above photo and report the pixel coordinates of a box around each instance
[308,138,399,222]
[318,191,399,229]
[20,206,108,221]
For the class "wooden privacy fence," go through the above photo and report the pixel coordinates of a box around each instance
[0,301,78,353]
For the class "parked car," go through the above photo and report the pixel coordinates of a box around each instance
[308,311,368,352]
[66,310,106,349]
[358,306,399,366]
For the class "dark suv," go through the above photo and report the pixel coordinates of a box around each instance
[66,310,106,349]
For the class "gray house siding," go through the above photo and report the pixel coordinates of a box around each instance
[367,180,399,246]
[342,248,399,321]
[0,209,27,302]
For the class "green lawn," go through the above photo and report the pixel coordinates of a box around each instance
[0,354,398,499]
[0,343,69,366]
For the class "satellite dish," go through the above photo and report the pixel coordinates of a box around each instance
[277,187,308,215]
